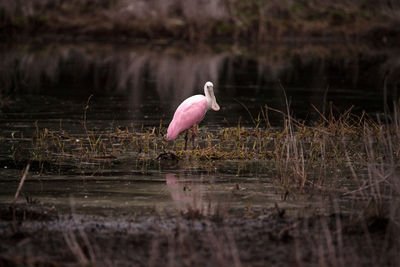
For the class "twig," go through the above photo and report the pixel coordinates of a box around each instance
[64,197,97,265]
[12,163,30,232]
[311,103,330,124]
[83,94,94,138]
[279,81,293,135]
[279,221,300,238]
[13,164,30,204]
[265,106,302,126]
[233,98,256,126]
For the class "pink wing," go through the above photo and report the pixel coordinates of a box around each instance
[166,95,207,140]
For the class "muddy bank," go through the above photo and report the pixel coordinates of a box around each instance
[1,0,400,44]
[0,203,398,266]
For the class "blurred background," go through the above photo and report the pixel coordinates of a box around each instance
[1,0,399,127]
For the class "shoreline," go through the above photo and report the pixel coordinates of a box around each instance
[2,24,399,47]
[1,0,399,47]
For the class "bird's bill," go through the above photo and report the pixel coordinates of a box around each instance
[210,93,220,111]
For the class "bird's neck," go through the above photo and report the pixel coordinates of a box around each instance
[204,89,212,110]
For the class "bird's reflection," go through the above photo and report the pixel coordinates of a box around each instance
[165,173,208,214]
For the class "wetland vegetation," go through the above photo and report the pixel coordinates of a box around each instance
[1,0,400,43]
[1,95,400,266]
[1,1,400,266]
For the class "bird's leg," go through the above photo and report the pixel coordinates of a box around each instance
[184,130,188,150]
[191,125,198,149]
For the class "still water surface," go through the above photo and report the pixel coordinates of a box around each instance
[0,41,398,215]
[1,42,399,127]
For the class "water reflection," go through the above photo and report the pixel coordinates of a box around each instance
[0,43,399,125]
[0,162,357,217]
[166,173,209,214]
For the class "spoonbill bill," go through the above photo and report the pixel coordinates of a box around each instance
[166,81,220,149]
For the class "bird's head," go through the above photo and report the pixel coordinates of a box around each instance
[204,81,220,111]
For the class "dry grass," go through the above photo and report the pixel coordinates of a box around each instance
[9,101,400,197]
[3,101,400,266]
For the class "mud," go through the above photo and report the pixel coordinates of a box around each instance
[0,200,397,267]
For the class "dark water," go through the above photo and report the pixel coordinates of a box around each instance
[0,41,398,214]
[0,42,399,130]
[0,160,355,217]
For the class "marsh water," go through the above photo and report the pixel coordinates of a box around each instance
[0,41,399,216]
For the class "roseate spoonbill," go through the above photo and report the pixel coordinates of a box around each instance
[166,81,220,149]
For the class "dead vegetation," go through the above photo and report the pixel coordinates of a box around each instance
[1,81,400,266]
[1,0,399,42]
[8,101,400,196]
[0,202,398,266]
[1,102,400,266]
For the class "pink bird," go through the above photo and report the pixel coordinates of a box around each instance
[166,81,220,149]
